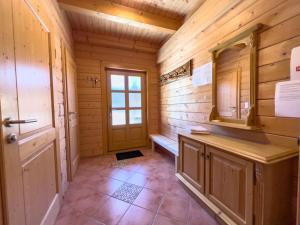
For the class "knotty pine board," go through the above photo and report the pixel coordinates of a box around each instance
[75,39,160,157]
[158,1,300,223]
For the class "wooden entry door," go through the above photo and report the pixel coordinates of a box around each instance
[63,49,79,181]
[0,0,59,225]
[107,69,147,152]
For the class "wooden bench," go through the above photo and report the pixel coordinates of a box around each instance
[149,134,179,156]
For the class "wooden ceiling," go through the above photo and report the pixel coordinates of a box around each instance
[59,0,206,46]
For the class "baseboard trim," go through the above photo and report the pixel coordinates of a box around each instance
[40,194,60,225]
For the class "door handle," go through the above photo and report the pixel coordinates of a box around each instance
[3,118,37,127]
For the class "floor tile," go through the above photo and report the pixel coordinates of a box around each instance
[166,181,191,200]
[92,197,130,225]
[55,150,220,225]
[133,188,163,212]
[118,205,155,225]
[101,167,133,181]
[153,215,186,225]
[69,193,109,216]
[126,172,149,186]
[55,208,104,225]
[64,185,97,204]
[112,183,143,203]
[188,198,219,225]
[92,177,124,196]
[145,176,170,192]
[158,195,190,223]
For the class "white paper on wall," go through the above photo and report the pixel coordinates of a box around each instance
[192,62,212,86]
[291,46,300,81]
[275,80,300,118]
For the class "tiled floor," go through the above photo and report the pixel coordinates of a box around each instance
[55,150,220,225]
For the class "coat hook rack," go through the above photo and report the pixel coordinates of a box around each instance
[87,76,100,88]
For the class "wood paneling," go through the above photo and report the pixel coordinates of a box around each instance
[158,1,299,223]
[67,11,170,45]
[62,0,206,45]
[74,33,159,157]
[110,0,206,20]
[58,0,182,33]
[73,31,160,53]
[159,0,300,150]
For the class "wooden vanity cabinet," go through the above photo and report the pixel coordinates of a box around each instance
[205,146,253,225]
[179,136,205,193]
[177,133,297,225]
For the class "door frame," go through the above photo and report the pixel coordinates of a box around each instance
[62,45,79,181]
[100,62,151,154]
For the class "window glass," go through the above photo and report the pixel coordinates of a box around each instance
[112,110,126,125]
[128,76,141,91]
[129,109,142,124]
[129,93,141,107]
[111,75,125,90]
[112,92,125,108]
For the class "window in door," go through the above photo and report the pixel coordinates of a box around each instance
[107,69,147,152]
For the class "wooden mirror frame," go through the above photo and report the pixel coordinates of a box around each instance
[208,24,262,130]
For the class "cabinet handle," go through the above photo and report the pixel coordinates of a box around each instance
[201,152,205,157]
[206,154,210,160]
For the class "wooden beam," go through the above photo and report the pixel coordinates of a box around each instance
[58,0,182,34]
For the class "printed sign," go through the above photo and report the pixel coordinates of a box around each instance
[291,46,300,81]
[192,62,212,86]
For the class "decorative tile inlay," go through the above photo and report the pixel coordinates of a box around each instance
[112,183,143,203]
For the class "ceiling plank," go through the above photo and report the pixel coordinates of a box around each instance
[73,30,161,53]
[58,0,182,34]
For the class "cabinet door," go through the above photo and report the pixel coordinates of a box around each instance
[205,146,253,225]
[179,136,205,193]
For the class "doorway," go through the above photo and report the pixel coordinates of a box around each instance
[106,69,148,152]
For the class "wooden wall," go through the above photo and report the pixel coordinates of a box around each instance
[159,0,300,149]
[74,32,160,157]
[158,0,300,221]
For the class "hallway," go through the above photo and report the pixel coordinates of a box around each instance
[55,150,220,225]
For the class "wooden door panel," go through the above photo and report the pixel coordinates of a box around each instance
[22,144,56,225]
[13,0,52,134]
[107,70,147,152]
[206,146,253,225]
[179,137,205,193]
[19,128,56,161]
[0,0,59,224]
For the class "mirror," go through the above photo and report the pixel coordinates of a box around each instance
[209,24,262,129]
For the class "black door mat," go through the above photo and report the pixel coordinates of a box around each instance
[116,150,144,161]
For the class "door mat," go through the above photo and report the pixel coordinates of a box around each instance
[116,150,143,161]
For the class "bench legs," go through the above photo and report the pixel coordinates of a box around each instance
[151,141,156,152]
